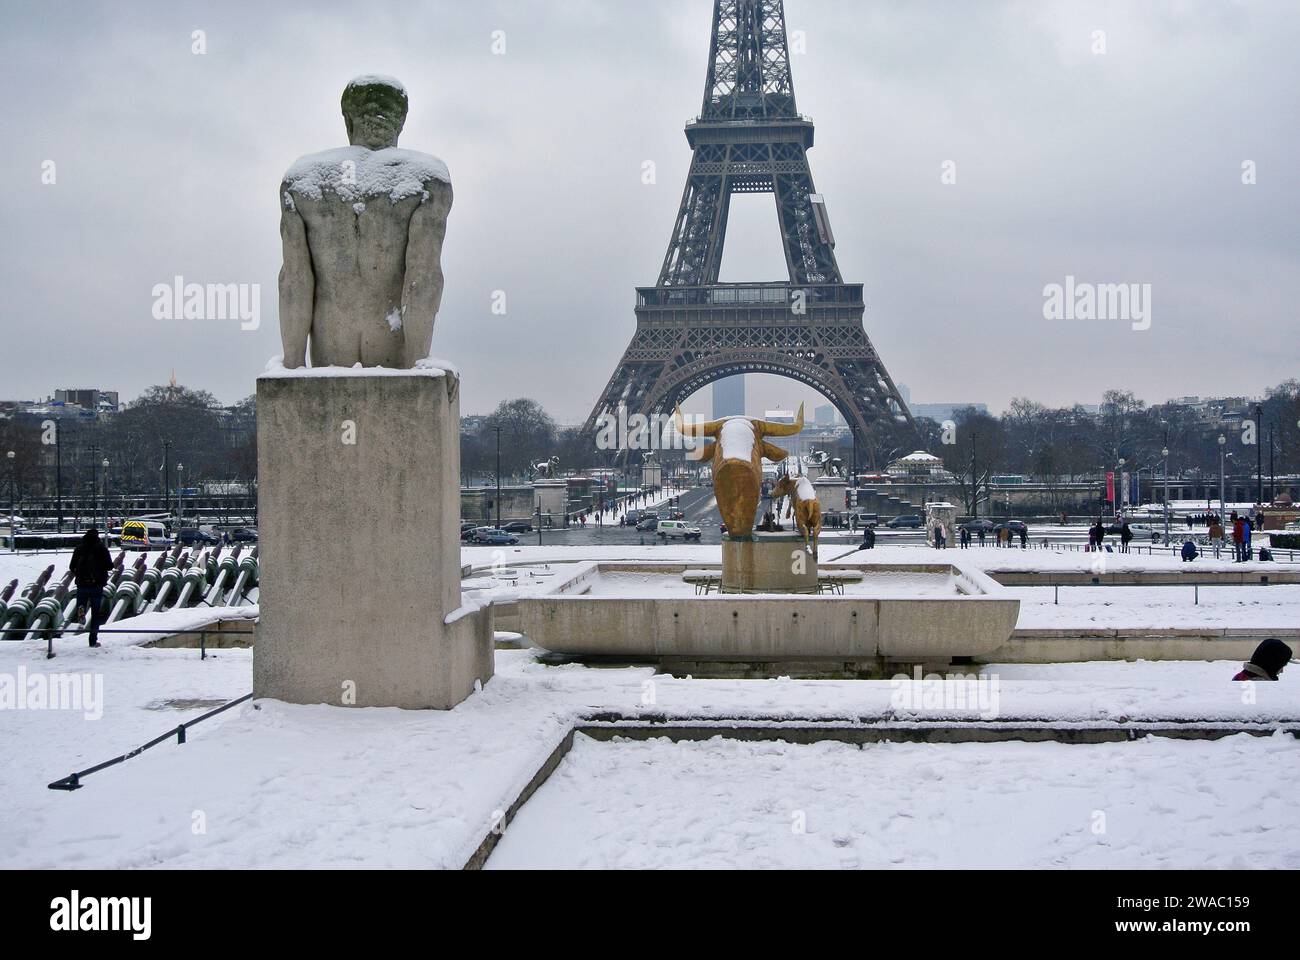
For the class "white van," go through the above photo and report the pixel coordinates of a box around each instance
[656,520,702,541]
[120,519,172,551]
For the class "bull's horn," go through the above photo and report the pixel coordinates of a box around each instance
[761,403,805,438]
[674,405,723,438]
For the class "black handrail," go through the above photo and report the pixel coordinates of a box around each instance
[0,626,255,660]
[47,692,253,791]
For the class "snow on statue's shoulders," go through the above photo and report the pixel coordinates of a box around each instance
[283,145,449,205]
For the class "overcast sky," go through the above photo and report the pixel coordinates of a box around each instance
[4,0,1298,421]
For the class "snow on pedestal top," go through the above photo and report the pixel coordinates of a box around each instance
[283,145,449,206]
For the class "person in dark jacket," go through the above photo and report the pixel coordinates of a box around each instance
[859,525,876,550]
[1090,519,1106,551]
[1120,521,1133,553]
[1232,638,1293,681]
[1180,540,1198,562]
[70,528,112,647]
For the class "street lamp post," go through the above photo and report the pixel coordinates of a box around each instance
[493,426,502,528]
[1162,446,1170,546]
[176,463,184,528]
[1269,423,1276,504]
[1255,403,1264,509]
[90,448,100,533]
[54,421,63,534]
[1217,435,1227,526]
[6,450,14,553]
[101,458,109,533]
[1117,457,1126,518]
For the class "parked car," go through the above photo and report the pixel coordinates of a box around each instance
[625,510,642,525]
[993,521,1028,536]
[500,520,533,533]
[636,517,660,531]
[464,526,496,542]
[1105,521,1157,541]
[228,527,259,543]
[177,528,219,546]
[473,528,519,546]
[958,518,995,533]
[885,515,923,529]
[657,520,702,541]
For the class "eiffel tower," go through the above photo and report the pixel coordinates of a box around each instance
[584,0,915,459]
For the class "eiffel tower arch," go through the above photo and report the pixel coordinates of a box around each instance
[584,0,916,462]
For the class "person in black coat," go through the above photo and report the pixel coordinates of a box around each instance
[1232,638,1293,681]
[860,525,876,550]
[70,528,112,647]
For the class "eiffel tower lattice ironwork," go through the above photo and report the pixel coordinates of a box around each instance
[584,0,915,457]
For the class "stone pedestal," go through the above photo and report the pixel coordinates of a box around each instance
[531,479,568,528]
[254,368,493,710]
[721,533,819,594]
[926,501,958,546]
[813,476,847,514]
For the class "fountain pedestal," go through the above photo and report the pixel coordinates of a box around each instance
[721,533,818,594]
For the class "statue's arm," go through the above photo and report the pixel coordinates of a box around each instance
[401,178,453,367]
[278,183,314,369]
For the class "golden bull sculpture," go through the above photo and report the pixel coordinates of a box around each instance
[772,473,823,560]
[675,404,805,538]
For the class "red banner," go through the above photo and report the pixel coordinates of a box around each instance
[1106,472,1115,504]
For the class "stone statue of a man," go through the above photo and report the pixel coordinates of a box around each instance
[279,76,453,369]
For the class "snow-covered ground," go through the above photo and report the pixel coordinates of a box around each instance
[1011,584,1300,629]
[2,626,1297,869]
[486,732,1300,869]
[3,540,1298,869]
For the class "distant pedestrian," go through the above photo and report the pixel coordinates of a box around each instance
[70,527,112,648]
[1019,526,1028,549]
[1120,522,1133,554]
[860,525,876,550]
[978,528,986,546]
[1231,513,1245,563]
[1180,540,1198,562]
[1208,517,1225,558]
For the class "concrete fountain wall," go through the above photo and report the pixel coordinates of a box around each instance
[516,561,1019,675]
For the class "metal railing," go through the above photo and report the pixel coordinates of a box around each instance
[47,692,253,791]
[0,626,255,660]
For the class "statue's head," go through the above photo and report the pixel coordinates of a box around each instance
[341,76,409,150]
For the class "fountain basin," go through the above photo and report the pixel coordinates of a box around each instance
[516,561,1019,668]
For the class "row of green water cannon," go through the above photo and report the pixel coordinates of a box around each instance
[0,544,259,641]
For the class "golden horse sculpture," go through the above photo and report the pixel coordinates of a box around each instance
[675,404,805,538]
[772,474,823,560]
